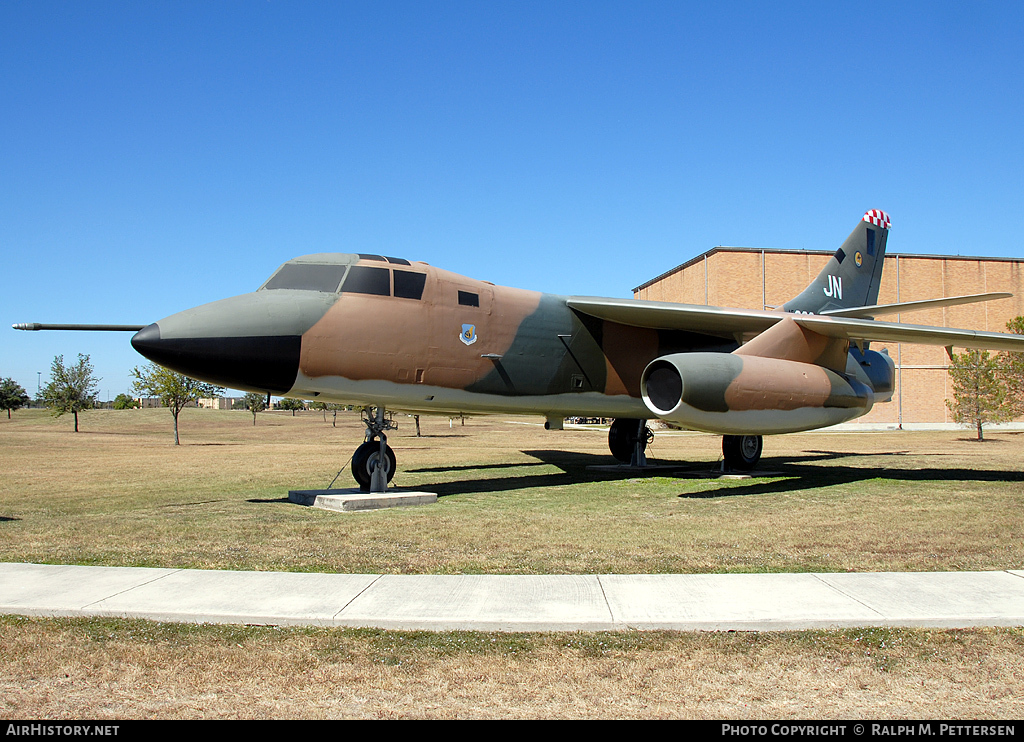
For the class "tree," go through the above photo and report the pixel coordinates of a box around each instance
[326,403,346,427]
[310,401,346,426]
[0,378,30,419]
[40,354,99,432]
[277,397,305,416]
[244,392,267,425]
[131,363,223,445]
[946,349,1013,441]
[1000,316,1024,418]
[112,393,139,410]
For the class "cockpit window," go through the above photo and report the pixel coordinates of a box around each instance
[341,265,390,296]
[385,256,411,265]
[394,270,426,300]
[264,264,348,292]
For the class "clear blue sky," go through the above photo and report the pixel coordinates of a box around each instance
[3,1,1022,398]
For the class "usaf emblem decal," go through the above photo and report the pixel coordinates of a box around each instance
[460,324,478,345]
[855,251,863,267]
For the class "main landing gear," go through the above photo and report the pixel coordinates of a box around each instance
[608,418,654,466]
[352,406,397,492]
[608,420,763,472]
[722,434,762,471]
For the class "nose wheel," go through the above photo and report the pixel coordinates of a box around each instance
[352,440,396,491]
[353,406,398,492]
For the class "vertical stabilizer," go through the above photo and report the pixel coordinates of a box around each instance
[782,210,890,315]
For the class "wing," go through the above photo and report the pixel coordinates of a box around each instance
[793,315,1024,352]
[567,296,1024,352]
[820,292,1012,319]
[567,296,780,338]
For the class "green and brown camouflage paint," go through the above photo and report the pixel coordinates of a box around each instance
[297,258,736,404]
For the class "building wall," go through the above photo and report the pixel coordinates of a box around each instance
[198,397,245,410]
[634,250,1024,425]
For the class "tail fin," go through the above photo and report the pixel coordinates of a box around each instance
[782,209,890,315]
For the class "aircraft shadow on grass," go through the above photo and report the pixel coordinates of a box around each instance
[675,448,1023,499]
[245,445,1021,502]
[687,462,1024,499]
[404,460,551,474]
[404,448,1023,499]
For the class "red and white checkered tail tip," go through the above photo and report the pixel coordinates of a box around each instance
[862,209,892,229]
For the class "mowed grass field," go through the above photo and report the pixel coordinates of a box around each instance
[1,407,1023,574]
[2,407,1024,719]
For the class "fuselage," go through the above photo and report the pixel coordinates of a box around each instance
[131,252,738,419]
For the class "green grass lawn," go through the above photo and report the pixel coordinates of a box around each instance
[2,407,1022,574]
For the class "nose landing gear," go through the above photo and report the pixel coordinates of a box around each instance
[353,406,397,492]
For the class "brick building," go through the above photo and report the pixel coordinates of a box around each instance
[633,248,1024,426]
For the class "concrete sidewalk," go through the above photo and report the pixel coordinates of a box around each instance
[2,563,1024,632]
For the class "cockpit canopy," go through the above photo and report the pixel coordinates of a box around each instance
[260,253,426,300]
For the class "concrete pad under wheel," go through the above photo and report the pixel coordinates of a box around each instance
[289,489,437,512]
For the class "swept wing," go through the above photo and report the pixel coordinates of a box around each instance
[567,295,1024,353]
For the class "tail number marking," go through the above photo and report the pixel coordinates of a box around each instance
[823,275,843,299]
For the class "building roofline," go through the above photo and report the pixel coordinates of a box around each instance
[632,247,1024,293]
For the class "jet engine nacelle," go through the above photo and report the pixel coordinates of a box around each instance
[640,352,876,435]
[845,347,896,404]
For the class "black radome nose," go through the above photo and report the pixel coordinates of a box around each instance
[130,323,161,353]
[131,322,301,394]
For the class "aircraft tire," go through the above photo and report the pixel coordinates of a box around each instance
[608,418,649,463]
[722,435,762,471]
[352,441,397,491]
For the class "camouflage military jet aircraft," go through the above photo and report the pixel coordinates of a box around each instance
[15,210,1024,490]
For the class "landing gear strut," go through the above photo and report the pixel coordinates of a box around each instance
[352,406,397,492]
[722,434,762,471]
[608,418,653,466]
